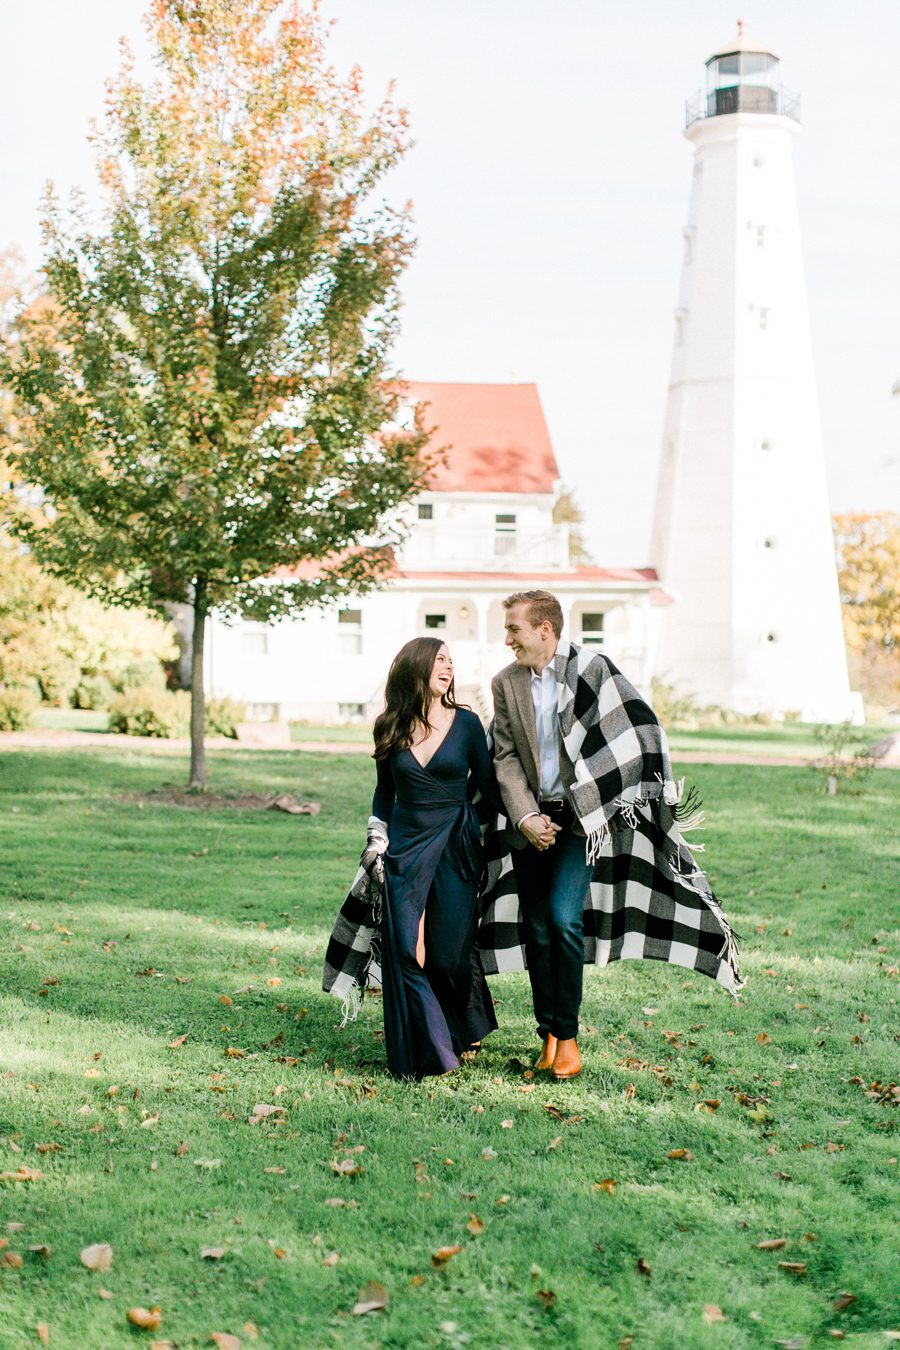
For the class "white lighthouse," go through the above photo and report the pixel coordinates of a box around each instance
[650,25,852,721]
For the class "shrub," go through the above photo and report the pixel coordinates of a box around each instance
[0,686,38,731]
[810,721,875,795]
[117,659,168,692]
[73,674,115,710]
[206,697,246,739]
[108,686,190,738]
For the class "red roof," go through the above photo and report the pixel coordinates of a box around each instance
[394,567,659,585]
[403,381,559,494]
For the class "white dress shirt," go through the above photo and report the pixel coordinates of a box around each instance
[531,657,564,799]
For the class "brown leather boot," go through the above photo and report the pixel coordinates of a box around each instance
[551,1038,581,1079]
[534,1034,558,1071]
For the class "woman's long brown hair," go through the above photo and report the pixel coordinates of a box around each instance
[373,637,461,760]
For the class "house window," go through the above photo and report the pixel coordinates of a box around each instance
[581,613,605,647]
[338,702,365,720]
[242,623,268,658]
[417,503,433,520]
[494,513,517,557]
[338,607,362,655]
[424,613,447,630]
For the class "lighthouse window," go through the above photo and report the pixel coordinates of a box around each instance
[759,307,769,330]
[757,225,766,248]
[763,537,776,550]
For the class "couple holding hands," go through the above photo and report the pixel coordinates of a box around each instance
[324,590,743,1082]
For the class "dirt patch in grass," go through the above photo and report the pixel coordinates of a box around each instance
[129,788,320,813]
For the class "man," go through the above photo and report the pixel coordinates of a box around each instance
[491,590,591,1080]
[489,589,743,1082]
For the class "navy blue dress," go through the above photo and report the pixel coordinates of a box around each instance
[373,708,499,1080]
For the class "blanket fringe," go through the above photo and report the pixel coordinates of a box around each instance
[586,821,611,863]
[339,984,362,1027]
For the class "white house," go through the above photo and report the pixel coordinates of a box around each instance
[206,381,668,722]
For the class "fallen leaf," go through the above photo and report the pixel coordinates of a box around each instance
[409,1274,426,1287]
[500,1119,514,1129]
[832,1293,857,1312]
[0,1166,42,1183]
[35,1143,60,1154]
[758,1238,788,1250]
[495,1194,510,1205]
[175,1143,189,1157]
[194,1158,223,1169]
[167,1036,188,1049]
[127,1307,163,1330]
[80,1243,113,1272]
[98,1289,114,1300]
[351,1281,388,1315]
[547,1136,563,1151]
[778,1261,808,1275]
[636,1258,651,1278]
[536,1289,556,1309]
[200,1247,226,1260]
[248,1104,286,1126]
[593,1178,618,1195]
[223,1048,245,1059]
[322,1251,340,1266]
[268,1242,287,1259]
[756,1032,773,1046]
[263,1167,285,1175]
[28,1244,52,1258]
[703,1305,726,1323]
[432,1243,463,1267]
[140,1113,160,1129]
[481,1147,497,1160]
[84,1069,101,1079]
[210,1336,241,1350]
[466,1214,484,1236]
[6,1223,25,1232]
[1,1251,23,1268]
[623,1082,637,1101]
[330,1158,363,1177]
[219,996,233,1006]
[667,1149,693,1162]
[36,1325,50,1346]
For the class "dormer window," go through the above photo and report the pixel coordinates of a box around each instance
[494,513,517,557]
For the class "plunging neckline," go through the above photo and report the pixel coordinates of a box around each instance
[408,712,457,771]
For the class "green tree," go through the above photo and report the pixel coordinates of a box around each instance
[1,0,433,786]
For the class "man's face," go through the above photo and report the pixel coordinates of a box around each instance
[503,604,555,671]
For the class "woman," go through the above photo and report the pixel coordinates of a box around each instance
[367,636,499,1079]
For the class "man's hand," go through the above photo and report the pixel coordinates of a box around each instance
[520,814,561,852]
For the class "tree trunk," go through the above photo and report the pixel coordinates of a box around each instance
[189,578,208,789]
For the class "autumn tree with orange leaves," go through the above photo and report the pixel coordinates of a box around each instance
[833,511,900,710]
[0,1,432,787]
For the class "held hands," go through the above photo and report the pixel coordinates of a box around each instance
[520,814,561,852]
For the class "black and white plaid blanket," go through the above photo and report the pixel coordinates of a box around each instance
[478,643,744,996]
[322,850,384,1024]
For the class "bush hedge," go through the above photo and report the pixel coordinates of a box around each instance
[0,686,38,731]
[108,687,190,738]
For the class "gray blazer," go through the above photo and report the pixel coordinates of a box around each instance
[491,652,583,849]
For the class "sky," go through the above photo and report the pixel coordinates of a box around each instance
[1,0,898,565]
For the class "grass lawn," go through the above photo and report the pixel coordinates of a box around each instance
[0,747,897,1349]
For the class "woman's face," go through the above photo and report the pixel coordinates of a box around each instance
[428,644,454,702]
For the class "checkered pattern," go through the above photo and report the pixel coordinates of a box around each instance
[322,853,383,1019]
[478,643,744,996]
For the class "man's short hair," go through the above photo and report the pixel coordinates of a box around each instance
[503,590,564,637]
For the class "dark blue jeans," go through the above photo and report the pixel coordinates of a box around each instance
[511,824,593,1040]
